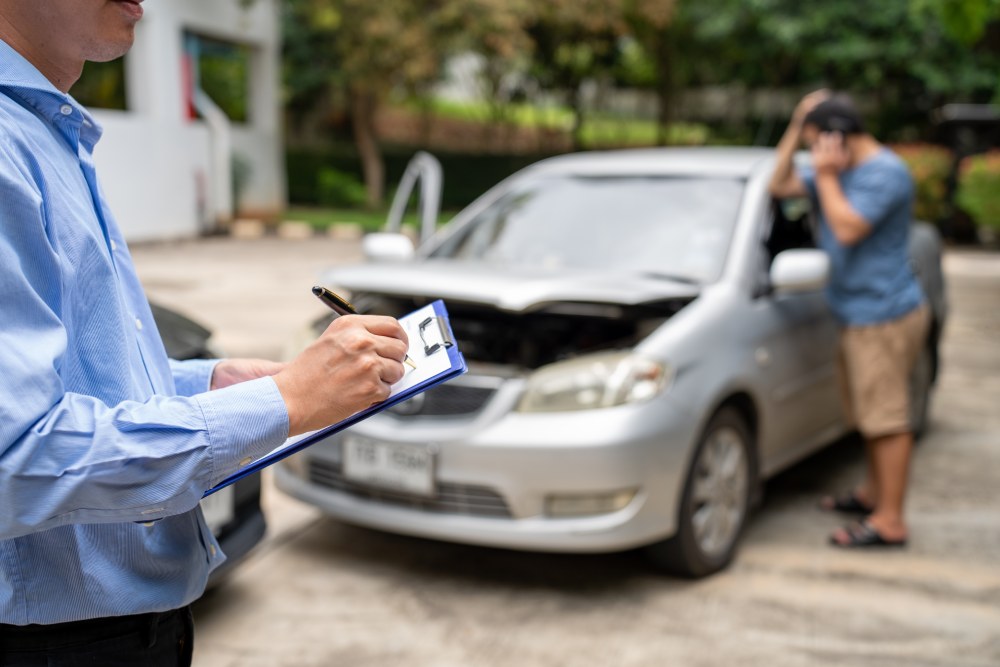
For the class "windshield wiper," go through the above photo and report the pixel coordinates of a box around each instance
[640,271,701,286]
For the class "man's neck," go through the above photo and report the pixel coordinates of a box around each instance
[846,135,882,169]
[0,15,82,93]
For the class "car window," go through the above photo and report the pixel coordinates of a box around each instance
[753,197,819,292]
[432,176,746,284]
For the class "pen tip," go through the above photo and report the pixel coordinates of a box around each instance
[311,286,323,296]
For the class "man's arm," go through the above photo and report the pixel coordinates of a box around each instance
[169,357,286,397]
[0,154,405,539]
[768,90,830,199]
[812,133,873,247]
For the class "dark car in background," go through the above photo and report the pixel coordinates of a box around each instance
[150,302,266,585]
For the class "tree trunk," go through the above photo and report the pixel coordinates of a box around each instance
[570,86,586,151]
[655,34,674,146]
[350,89,384,210]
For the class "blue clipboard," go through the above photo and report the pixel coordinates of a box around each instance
[204,299,466,497]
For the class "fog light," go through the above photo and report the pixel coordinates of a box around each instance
[545,489,637,517]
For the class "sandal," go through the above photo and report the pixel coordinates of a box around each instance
[829,520,907,549]
[818,491,874,515]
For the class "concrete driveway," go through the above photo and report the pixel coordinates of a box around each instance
[132,238,1000,667]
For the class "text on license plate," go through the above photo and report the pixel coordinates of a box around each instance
[342,436,435,497]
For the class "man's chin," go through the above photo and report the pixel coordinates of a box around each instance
[86,35,136,63]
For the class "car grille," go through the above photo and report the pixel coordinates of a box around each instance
[389,383,496,417]
[308,460,512,518]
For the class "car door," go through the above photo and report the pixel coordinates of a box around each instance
[747,199,843,471]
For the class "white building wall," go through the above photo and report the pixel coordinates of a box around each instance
[90,0,285,241]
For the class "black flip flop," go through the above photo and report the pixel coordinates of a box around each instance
[819,491,874,515]
[829,520,907,549]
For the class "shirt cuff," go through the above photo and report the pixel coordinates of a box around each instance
[169,358,221,397]
[194,376,290,487]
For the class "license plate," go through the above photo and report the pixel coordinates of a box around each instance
[342,435,435,497]
[200,485,235,535]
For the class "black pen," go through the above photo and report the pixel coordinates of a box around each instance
[312,286,417,369]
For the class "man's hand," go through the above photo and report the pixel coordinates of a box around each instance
[211,358,286,391]
[272,315,409,436]
[812,132,851,176]
[793,89,831,124]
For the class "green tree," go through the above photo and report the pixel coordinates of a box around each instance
[911,0,1000,44]
[524,0,652,149]
[284,0,447,208]
[623,0,1000,141]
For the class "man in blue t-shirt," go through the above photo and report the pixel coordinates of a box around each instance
[769,91,929,549]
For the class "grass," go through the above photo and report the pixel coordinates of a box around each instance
[283,207,450,233]
[401,97,710,147]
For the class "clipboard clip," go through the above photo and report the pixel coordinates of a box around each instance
[418,316,455,356]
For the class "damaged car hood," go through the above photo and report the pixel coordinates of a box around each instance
[321,259,700,313]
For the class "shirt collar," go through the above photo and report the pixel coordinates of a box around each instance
[0,38,103,150]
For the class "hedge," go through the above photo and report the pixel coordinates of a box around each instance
[956,150,1000,231]
[287,144,561,211]
[889,143,953,224]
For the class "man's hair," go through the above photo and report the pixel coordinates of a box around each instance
[802,94,866,135]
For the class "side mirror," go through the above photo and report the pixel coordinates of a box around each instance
[362,232,416,262]
[770,249,830,294]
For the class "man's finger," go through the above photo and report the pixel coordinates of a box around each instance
[360,315,409,343]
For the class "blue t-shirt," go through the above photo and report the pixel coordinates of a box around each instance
[800,149,924,326]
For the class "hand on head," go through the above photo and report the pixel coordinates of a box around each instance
[273,315,409,435]
[793,89,831,124]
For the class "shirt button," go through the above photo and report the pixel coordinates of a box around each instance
[239,456,254,467]
[135,318,143,331]
[110,240,117,251]
[59,104,73,116]
[209,544,218,557]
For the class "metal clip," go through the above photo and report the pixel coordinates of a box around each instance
[418,316,454,356]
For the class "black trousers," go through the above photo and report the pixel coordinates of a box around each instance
[0,607,193,667]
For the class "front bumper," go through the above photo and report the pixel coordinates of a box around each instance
[275,387,699,553]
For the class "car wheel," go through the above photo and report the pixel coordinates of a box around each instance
[909,343,935,439]
[646,407,753,578]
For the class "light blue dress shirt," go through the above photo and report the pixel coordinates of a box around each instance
[0,40,289,625]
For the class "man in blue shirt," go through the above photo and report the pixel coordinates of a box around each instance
[0,2,408,664]
[769,92,929,549]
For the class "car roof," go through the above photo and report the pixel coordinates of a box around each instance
[524,146,778,179]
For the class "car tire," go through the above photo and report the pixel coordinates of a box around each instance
[909,342,935,440]
[645,406,754,578]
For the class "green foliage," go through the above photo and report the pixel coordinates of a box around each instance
[316,168,368,208]
[910,0,1000,45]
[71,59,127,110]
[197,38,250,123]
[287,146,562,210]
[889,143,954,223]
[956,150,1000,230]
[652,0,1000,139]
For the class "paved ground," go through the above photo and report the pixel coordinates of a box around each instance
[131,239,1000,667]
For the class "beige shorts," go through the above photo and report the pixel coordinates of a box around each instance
[838,305,931,439]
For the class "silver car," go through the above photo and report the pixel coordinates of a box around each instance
[276,147,946,577]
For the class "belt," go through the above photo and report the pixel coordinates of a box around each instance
[0,607,188,653]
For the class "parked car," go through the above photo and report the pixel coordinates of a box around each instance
[150,302,266,585]
[276,147,947,577]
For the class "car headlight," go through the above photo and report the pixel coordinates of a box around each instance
[516,351,670,413]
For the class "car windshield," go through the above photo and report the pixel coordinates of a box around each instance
[431,175,745,284]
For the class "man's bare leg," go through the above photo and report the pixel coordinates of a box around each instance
[832,431,912,544]
[865,432,912,539]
